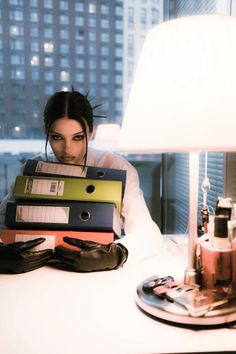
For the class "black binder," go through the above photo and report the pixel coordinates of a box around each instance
[5,200,121,235]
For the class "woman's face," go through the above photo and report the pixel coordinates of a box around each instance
[48,117,92,165]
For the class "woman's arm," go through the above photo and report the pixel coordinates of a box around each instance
[118,161,163,263]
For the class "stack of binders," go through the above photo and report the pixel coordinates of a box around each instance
[2,159,126,250]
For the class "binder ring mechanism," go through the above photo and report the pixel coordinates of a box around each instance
[96,170,105,178]
[86,185,95,194]
[80,210,91,221]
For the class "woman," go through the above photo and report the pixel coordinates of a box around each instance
[0,89,162,273]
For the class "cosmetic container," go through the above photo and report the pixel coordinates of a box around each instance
[212,215,230,250]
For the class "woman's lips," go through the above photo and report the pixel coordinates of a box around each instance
[60,156,75,163]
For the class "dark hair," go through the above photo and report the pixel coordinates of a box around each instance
[44,89,102,166]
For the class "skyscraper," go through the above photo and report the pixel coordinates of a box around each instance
[0,0,123,138]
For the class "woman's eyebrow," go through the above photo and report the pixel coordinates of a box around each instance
[49,130,84,136]
[72,130,84,136]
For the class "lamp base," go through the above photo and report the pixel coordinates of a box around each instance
[136,275,236,326]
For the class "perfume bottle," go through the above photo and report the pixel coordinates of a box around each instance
[212,215,230,249]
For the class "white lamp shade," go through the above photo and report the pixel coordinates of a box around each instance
[119,15,236,153]
[89,123,121,151]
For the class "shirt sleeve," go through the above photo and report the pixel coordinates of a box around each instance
[117,159,163,263]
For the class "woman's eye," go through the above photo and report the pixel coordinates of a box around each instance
[51,134,62,141]
[73,135,85,141]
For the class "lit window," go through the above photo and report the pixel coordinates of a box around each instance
[61,86,69,91]
[31,55,39,66]
[10,25,23,36]
[44,42,54,53]
[89,4,96,13]
[60,70,69,81]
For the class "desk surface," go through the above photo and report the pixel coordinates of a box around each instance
[0,235,236,354]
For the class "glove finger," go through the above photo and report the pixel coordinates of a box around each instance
[63,237,101,250]
[114,243,129,268]
[26,254,53,271]
[16,238,46,251]
[25,249,53,262]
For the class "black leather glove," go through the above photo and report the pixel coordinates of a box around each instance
[0,238,53,274]
[49,237,128,272]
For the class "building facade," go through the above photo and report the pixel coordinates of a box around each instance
[0,0,123,138]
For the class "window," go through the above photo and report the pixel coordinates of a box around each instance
[30,12,39,22]
[44,42,54,53]
[60,70,69,81]
[9,10,24,21]
[44,70,54,81]
[31,40,39,51]
[10,25,24,36]
[44,28,53,38]
[10,39,24,50]
[11,68,24,80]
[10,54,24,65]
[44,56,53,66]
[60,57,69,67]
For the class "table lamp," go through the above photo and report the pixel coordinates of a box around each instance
[119,15,236,325]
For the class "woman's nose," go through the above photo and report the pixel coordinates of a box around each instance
[63,140,71,153]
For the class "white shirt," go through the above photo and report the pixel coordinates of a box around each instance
[0,148,163,262]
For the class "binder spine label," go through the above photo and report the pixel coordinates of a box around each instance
[25,178,65,196]
[35,160,86,177]
[16,205,69,223]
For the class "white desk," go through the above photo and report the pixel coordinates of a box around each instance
[0,235,236,354]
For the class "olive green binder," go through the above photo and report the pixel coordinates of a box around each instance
[13,175,122,213]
